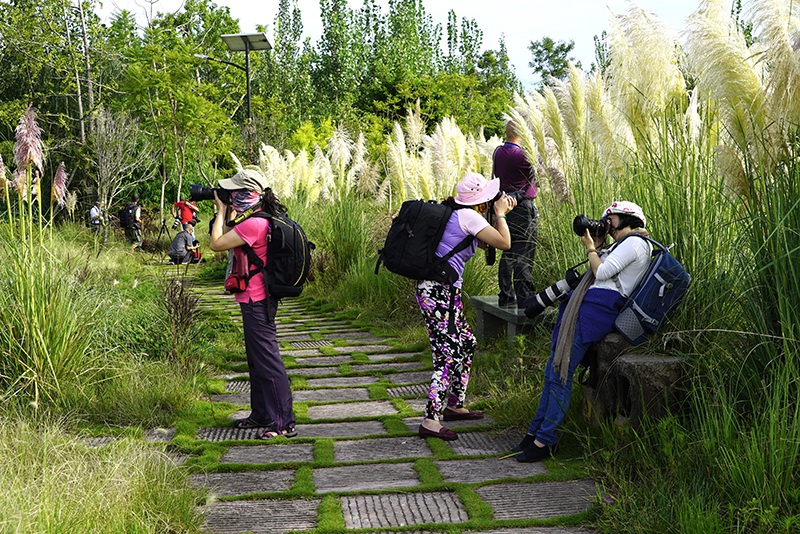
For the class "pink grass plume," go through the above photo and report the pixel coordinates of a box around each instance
[14,106,44,174]
[52,162,68,207]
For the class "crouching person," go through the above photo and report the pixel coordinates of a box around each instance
[167,222,199,264]
[514,201,651,462]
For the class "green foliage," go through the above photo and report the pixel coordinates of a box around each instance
[528,36,577,84]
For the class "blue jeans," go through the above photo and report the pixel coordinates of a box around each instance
[527,321,592,445]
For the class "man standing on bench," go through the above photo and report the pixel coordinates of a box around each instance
[492,119,538,307]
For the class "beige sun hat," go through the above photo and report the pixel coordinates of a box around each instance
[217,166,268,192]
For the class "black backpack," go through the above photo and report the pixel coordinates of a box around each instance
[118,203,137,229]
[241,211,315,299]
[375,200,474,284]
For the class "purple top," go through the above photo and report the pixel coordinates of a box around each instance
[493,142,536,198]
[435,209,489,288]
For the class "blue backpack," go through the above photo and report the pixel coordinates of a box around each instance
[613,235,691,345]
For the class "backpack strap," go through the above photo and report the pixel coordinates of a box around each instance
[608,233,659,295]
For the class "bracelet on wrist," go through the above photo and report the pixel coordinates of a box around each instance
[587,249,597,256]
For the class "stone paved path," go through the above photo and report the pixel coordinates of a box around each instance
[189,281,598,534]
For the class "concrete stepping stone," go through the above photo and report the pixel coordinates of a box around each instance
[190,469,294,497]
[293,355,352,366]
[367,352,420,361]
[308,401,397,420]
[211,393,249,405]
[323,332,386,342]
[277,333,321,342]
[388,384,428,397]
[447,431,519,456]
[475,480,597,520]
[386,371,431,385]
[306,376,378,387]
[341,492,467,529]
[298,421,387,438]
[289,340,333,349]
[294,388,370,402]
[213,373,249,381]
[202,498,320,534]
[287,367,342,377]
[350,361,425,372]
[402,416,497,431]
[334,436,432,462]
[197,427,268,442]
[434,457,546,482]
[281,349,321,357]
[221,444,314,464]
[331,344,393,354]
[144,427,175,442]
[225,381,250,393]
[403,398,428,412]
[313,462,419,493]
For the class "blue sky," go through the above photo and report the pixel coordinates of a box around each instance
[99,0,707,89]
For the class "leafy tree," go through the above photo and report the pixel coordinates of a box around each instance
[528,36,578,85]
[592,31,610,76]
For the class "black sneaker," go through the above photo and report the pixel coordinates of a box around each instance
[516,442,556,463]
[510,434,536,453]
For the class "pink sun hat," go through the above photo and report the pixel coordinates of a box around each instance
[454,172,501,206]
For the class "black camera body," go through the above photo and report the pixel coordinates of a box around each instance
[573,213,610,238]
[523,267,584,318]
[188,184,232,204]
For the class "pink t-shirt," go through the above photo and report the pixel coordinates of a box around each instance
[232,216,271,303]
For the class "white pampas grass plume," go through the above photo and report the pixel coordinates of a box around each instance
[51,162,68,207]
[313,145,335,200]
[715,144,748,200]
[552,63,588,146]
[404,100,426,154]
[505,106,540,170]
[347,132,368,194]
[748,0,800,125]
[327,124,354,196]
[14,106,44,173]
[65,190,78,215]
[541,85,572,166]
[13,168,26,197]
[585,71,635,173]
[229,152,244,171]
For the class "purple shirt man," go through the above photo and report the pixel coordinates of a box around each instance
[493,142,537,199]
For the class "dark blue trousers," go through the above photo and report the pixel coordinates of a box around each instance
[240,298,294,431]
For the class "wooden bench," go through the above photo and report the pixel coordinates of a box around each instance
[469,296,547,346]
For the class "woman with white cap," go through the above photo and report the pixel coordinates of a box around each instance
[417,172,517,441]
[514,201,652,461]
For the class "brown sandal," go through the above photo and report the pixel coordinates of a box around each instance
[259,426,298,439]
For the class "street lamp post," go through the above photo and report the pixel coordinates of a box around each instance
[193,32,271,122]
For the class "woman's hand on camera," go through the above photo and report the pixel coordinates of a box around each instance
[493,193,516,218]
[213,191,227,213]
[581,229,596,249]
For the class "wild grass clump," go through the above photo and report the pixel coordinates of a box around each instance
[0,419,202,532]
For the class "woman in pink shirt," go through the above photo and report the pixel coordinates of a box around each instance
[209,168,296,439]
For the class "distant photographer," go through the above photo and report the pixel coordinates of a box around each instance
[513,201,652,463]
[493,119,538,307]
[167,222,199,264]
[89,199,104,231]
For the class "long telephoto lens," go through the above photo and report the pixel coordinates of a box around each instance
[188,184,232,204]
[523,268,584,318]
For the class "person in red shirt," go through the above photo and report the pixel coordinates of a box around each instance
[172,199,199,225]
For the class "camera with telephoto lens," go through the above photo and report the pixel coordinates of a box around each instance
[523,267,584,318]
[188,184,232,204]
[484,190,504,266]
[171,218,181,230]
[573,213,610,238]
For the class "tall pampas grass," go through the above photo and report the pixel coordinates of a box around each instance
[51,162,68,209]
[14,107,44,174]
[327,124,354,198]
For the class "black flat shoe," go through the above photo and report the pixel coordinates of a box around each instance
[443,407,485,421]
[510,434,536,453]
[515,442,554,463]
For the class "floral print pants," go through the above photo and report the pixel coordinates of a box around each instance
[416,280,477,421]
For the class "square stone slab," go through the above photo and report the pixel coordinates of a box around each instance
[388,384,428,398]
[299,421,388,438]
[202,499,320,534]
[324,332,386,343]
[331,344,394,354]
[293,355,352,366]
[306,376,378,387]
[367,352,420,361]
[435,457,546,483]
[290,340,333,349]
[294,388,370,402]
[334,436,432,462]
[386,371,431,385]
[447,431,518,456]
[350,361,425,373]
[222,444,315,464]
[226,381,250,393]
[197,427,269,442]
[308,401,398,420]
[313,462,419,493]
[401,416,497,431]
[475,480,597,520]
[282,349,322,357]
[288,367,342,377]
[341,492,467,529]
[190,469,294,497]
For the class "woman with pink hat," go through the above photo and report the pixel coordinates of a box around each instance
[514,201,652,462]
[417,172,517,441]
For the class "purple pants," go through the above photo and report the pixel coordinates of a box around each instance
[240,298,294,431]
